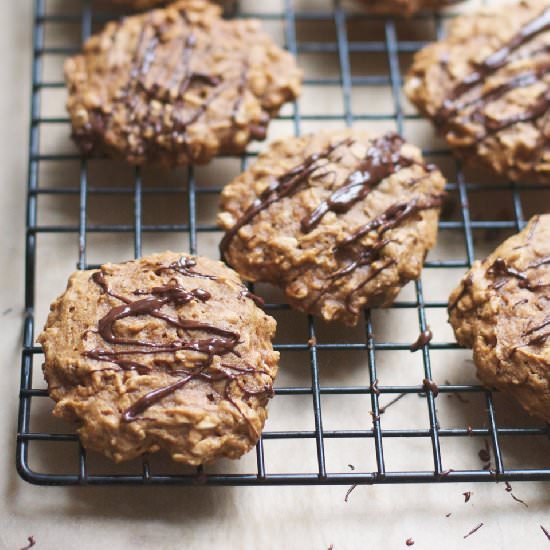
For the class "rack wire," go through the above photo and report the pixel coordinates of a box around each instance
[17,0,550,486]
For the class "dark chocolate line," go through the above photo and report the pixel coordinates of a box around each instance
[83,263,271,423]
[445,7,550,103]
[436,7,550,140]
[336,194,445,251]
[301,134,416,232]
[220,139,351,259]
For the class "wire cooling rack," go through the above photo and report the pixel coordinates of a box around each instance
[17,0,550,486]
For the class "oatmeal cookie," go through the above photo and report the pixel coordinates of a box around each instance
[38,252,279,464]
[405,1,550,183]
[449,215,550,421]
[64,0,302,165]
[218,130,446,326]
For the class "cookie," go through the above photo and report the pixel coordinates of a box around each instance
[449,215,550,422]
[405,1,550,184]
[64,0,302,166]
[359,0,463,16]
[37,252,279,465]
[218,130,446,326]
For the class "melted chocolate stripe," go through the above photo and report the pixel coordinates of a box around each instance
[440,63,550,129]
[436,7,550,140]
[310,194,444,309]
[336,194,445,251]
[488,257,550,291]
[83,262,270,423]
[300,134,418,232]
[220,139,351,259]
[445,7,550,103]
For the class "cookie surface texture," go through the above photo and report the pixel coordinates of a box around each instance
[38,252,279,464]
[65,0,302,165]
[405,1,550,183]
[218,130,446,326]
[449,215,550,421]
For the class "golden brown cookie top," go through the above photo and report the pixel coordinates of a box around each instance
[64,0,302,165]
[218,129,446,326]
[38,252,279,464]
[405,0,550,183]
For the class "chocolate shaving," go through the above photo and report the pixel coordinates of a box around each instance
[20,537,36,550]
[344,484,358,502]
[540,525,550,542]
[463,491,473,503]
[463,522,484,539]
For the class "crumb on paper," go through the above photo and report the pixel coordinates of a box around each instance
[20,536,36,550]
[464,523,484,539]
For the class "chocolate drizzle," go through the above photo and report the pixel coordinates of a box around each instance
[488,257,550,292]
[84,259,273,424]
[435,7,550,143]
[487,252,550,347]
[310,193,444,312]
[335,194,445,251]
[220,139,351,259]
[300,134,417,232]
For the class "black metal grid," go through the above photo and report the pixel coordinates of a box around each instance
[17,0,550,486]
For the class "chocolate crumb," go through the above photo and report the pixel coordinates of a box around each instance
[540,525,550,542]
[348,464,355,471]
[478,439,491,463]
[463,491,473,503]
[328,545,335,550]
[344,484,358,502]
[409,328,433,352]
[466,425,473,435]
[406,538,415,546]
[439,468,455,477]
[20,536,36,550]
[445,512,452,518]
[463,522,484,539]
[308,336,317,347]
[510,493,528,508]
[371,379,381,395]
[422,378,439,397]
